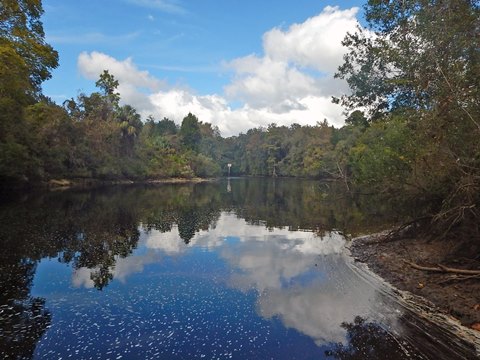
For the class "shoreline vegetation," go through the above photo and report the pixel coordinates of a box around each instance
[1,0,479,347]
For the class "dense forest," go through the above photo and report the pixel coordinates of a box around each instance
[1,1,479,240]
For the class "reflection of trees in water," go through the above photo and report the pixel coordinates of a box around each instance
[228,178,400,236]
[69,207,141,290]
[146,205,220,245]
[177,207,221,244]
[0,261,51,359]
[0,297,51,359]
[0,184,226,357]
[325,316,410,360]
[0,202,54,359]
[178,209,199,243]
[143,184,222,244]
[0,183,224,291]
[0,179,403,358]
[0,179,399,294]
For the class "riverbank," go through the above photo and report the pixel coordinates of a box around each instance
[46,177,215,190]
[350,233,480,331]
[0,177,217,194]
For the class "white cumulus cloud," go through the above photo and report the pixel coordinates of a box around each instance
[263,6,359,73]
[77,6,361,136]
[78,51,164,113]
[225,55,318,111]
[78,51,162,90]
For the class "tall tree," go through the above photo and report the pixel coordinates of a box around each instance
[180,113,201,151]
[0,0,59,184]
[95,70,120,109]
[335,0,479,120]
[335,0,480,238]
[116,104,142,157]
[0,0,58,95]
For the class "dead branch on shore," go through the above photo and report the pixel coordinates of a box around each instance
[403,260,480,275]
[382,216,432,242]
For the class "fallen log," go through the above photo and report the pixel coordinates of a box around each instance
[403,260,480,275]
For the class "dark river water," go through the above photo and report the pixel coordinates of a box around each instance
[0,178,477,359]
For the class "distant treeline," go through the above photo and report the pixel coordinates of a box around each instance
[1,69,354,183]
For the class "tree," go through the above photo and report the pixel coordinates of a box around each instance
[157,117,178,135]
[0,0,58,184]
[345,110,368,128]
[335,0,479,119]
[95,70,120,108]
[0,46,31,106]
[335,0,480,239]
[116,104,142,157]
[24,100,77,178]
[0,0,58,95]
[180,113,201,151]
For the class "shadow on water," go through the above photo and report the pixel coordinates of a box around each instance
[0,178,477,359]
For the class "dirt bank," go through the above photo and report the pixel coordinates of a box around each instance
[349,233,480,330]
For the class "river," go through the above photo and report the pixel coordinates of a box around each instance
[0,178,477,359]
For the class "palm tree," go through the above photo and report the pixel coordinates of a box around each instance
[116,105,142,156]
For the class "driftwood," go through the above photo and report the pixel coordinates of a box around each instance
[385,216,432,241]
[403,260,480,275]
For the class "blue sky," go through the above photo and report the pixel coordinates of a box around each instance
[42,0,366,136]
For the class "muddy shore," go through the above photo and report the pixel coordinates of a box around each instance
[349,233,480,330]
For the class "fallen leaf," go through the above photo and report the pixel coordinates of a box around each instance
[417,282,425,289]
[471,323,480,331]
[473,304,480,311]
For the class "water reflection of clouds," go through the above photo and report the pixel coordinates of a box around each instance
[72,251,161,288]
[72,212,383,345]
[72,267,96,288]
[209,217,378,345]
[223,240,319,292]
[143,212,379,345]
[144,226,188,254]
[257,261,379,345]
[143,212,345,254]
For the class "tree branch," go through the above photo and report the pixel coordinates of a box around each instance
[403,260,480,275]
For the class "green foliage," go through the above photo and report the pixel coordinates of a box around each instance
[156,117,178,135]
[0,0,58,184]
[335,0,480,239]
[0,140,34,183]
[0,45,31,105]
[189,154,221,178]
[24,101,76,178]
[336,1,479,119]
[345,110,368,128]
[349,116,413,190]
[95,70,120,108]
[180,113,201,151]
[218,122,336,178]
[0,0,58,93]
[116,104,142,157]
